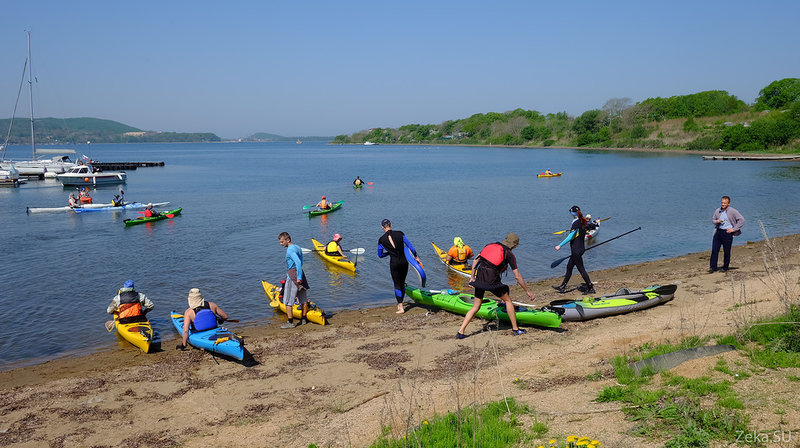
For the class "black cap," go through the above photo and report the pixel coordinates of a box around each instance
[570,205,581,213]
[381,219,391,227]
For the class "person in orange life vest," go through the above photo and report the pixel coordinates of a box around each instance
[457,232,536,339]
[446,237,474,265]
[78,188,92,204]
[106,279,154,324]
[316,196,331,210]
[325,234,346,257]
[144,204,161,218]
[177,288,229,350]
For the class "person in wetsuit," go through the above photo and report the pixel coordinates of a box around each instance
[377,219,421,314]
[553,205,595,294]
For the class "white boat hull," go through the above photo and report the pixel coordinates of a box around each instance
[57,171,127,186]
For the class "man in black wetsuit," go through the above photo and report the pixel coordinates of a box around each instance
[377,219,421,314]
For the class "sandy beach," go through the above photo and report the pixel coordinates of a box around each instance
[2,232,799,447]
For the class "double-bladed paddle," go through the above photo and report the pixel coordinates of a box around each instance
[550,226,642,268]
[301,247,365,255]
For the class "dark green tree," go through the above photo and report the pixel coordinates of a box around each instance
[755,78,800,111]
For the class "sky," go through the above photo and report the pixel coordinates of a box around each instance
[1,0,798,139]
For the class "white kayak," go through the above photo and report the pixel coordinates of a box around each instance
[73,201,170,213]
[27,202,114,214]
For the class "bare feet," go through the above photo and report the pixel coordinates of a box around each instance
[396,304,405,314]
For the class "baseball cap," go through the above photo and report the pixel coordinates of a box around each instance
[381,219,391,227]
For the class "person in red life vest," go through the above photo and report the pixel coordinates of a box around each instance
[457,232,536,338]
[78,187,93,204]
[177,288,229,350]
[144,204,161,218]
[106,279,154,324]
[315,196,331,210]
[446,237,474,266]
[68,193,80,208]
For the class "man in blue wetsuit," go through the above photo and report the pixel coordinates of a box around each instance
[377,219,421,314]
[279,232,309,328]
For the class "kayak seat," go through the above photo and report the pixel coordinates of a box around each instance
[615,287,632,295]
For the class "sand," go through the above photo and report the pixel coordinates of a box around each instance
[2,233,799,447]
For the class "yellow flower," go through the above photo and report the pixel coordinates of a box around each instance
[423,420,428,425]
[588,445,596,448]
[549,440,556,445]
[591,441,601,446]
[577,442,588,446]
[538,446,544,448]
[567,435,577,442]
[579,437,590,441]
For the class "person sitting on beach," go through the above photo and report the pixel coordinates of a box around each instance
[107,279,154,324]
[144,204,160,218]
[446,237,474,265]
[177,288,229,350]
[353,176,364,186]
[316,196,331,210]
[68,193,80,208]
[325,234,346,257]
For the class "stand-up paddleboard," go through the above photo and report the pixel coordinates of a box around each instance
[404,245,426,287]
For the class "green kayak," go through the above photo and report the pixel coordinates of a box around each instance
[124,208,182,227]
[405,287,562,328]
[307,200,344,217]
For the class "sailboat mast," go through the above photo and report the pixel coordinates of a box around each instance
[27,31,36,160]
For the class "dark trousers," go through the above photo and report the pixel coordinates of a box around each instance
[710,230,734,270]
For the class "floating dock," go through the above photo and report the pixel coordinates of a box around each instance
[702,155,800,161]
[92,161,165,170]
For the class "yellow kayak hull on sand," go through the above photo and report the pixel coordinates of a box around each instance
[261,280,327,325]
[114,315,154,353]
[431,242,472,277]
[311,238,356,272]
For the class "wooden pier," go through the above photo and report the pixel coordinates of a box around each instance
[702,155,800,161]
[92,161,165,170]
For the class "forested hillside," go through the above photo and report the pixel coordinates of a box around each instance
[334,78,800,153]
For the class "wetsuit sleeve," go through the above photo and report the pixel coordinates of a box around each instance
[288,247,303,281]
[402,235,417,256]
[558,230,577,247]
[378,243,387,258]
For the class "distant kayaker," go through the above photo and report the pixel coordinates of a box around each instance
[279,232,310,328]
[553,205,595,294]
[378,219,421,314]
[112,194,123,207]
[178,288,229,350]
[446,237,474,265]
[353,176,364,186]
[316,196,331,210]
[545,169,553,175]
[325,234,346,257]
[79,188,92,204]
[68,193,80,208]
[144,204,160,218]
[457,232,535,338]
[710,195,745,273]
[107,279,154,324]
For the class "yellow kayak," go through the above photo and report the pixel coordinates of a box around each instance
[311,238,356,272]
[431,242,472,277]
[114,314,155,353]
[261,280,327,325]
[537,172,562,177]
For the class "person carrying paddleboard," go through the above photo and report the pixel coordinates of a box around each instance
[457,232,535,339]
[553,205,595,294]
[377,219,421,314]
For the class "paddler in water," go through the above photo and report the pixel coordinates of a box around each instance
[107,279,154,324]
[325,234,346,257]
[446,237,474,267]
[68,193,80,208]
[315,196,331,210]
[378,219,421,314]
[545,169,553,175]
[144,204,161,218]
[177,288,229,350]
[353,176,364,186]
[457,232,535,339]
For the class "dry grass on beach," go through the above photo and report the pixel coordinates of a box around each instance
[1,233,799,447]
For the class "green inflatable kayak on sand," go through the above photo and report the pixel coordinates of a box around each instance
[405,287,562,328]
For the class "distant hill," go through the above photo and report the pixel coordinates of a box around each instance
[245,132,332,142]
[0,117,220,144]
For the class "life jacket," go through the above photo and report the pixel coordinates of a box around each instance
[80,196,93,204]
[478,243,509,272]
[455,246,470,262]
[326,241,340,255]
[144,209,154,217]
[118,290,144,321]
[318,199,328,209]
[192,303,217,332]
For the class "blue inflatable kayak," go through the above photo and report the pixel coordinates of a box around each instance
[405,245,426,287]
[170,311,245,360]
[74,201,169,212]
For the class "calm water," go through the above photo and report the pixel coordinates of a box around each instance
[2,142,799,368]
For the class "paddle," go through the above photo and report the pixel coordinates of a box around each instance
[367,182,373,185]
[553,217,612,235]
[105,320,115,332]
[301,247,365,255]
[550,226,642,268]
[302,205,316,210]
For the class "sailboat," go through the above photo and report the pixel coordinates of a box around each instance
[0,31,77,178]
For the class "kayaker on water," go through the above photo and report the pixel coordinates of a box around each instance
[553,205,595,294]
[316,196,331,210]
[325,234,346,257]
[545,169,553,175]
[144,204,160,218]
[177,288,229,350]
[378,219,421,314]
[446,237,474,266]
[457,233,535,338]
[353,176,364,186]
[107,279,154,324]
[68,193,80,208]
[112,194,123,207]
[279,232,310,328]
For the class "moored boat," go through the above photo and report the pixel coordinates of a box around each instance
[549,285,677,321]
[57,165,127,186]
[261,280,326,325]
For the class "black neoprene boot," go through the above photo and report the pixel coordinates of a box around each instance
[552,284,567,293]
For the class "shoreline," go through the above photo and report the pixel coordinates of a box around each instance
[2,232,799,446]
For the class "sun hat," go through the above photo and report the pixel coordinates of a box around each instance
[381,219,391,227]
[333,233,342,241]
[454,236,464,248]
[187,288,205,309]
[500,232,519,249]
[123,279,134,289]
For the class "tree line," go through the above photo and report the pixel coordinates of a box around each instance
[334,78,800,153]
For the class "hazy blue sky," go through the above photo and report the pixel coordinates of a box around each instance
[1,1,798,138]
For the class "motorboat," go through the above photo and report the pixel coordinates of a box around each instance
[56,165,126,186]
[0,163,20,187]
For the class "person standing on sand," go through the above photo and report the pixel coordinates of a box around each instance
[710,195,745,272]
[377,219,421,314]
[279,232,309,328]
[457,232,535,339]
[553,205,595,294]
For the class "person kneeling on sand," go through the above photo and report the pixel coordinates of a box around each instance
[177,288,229,350]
